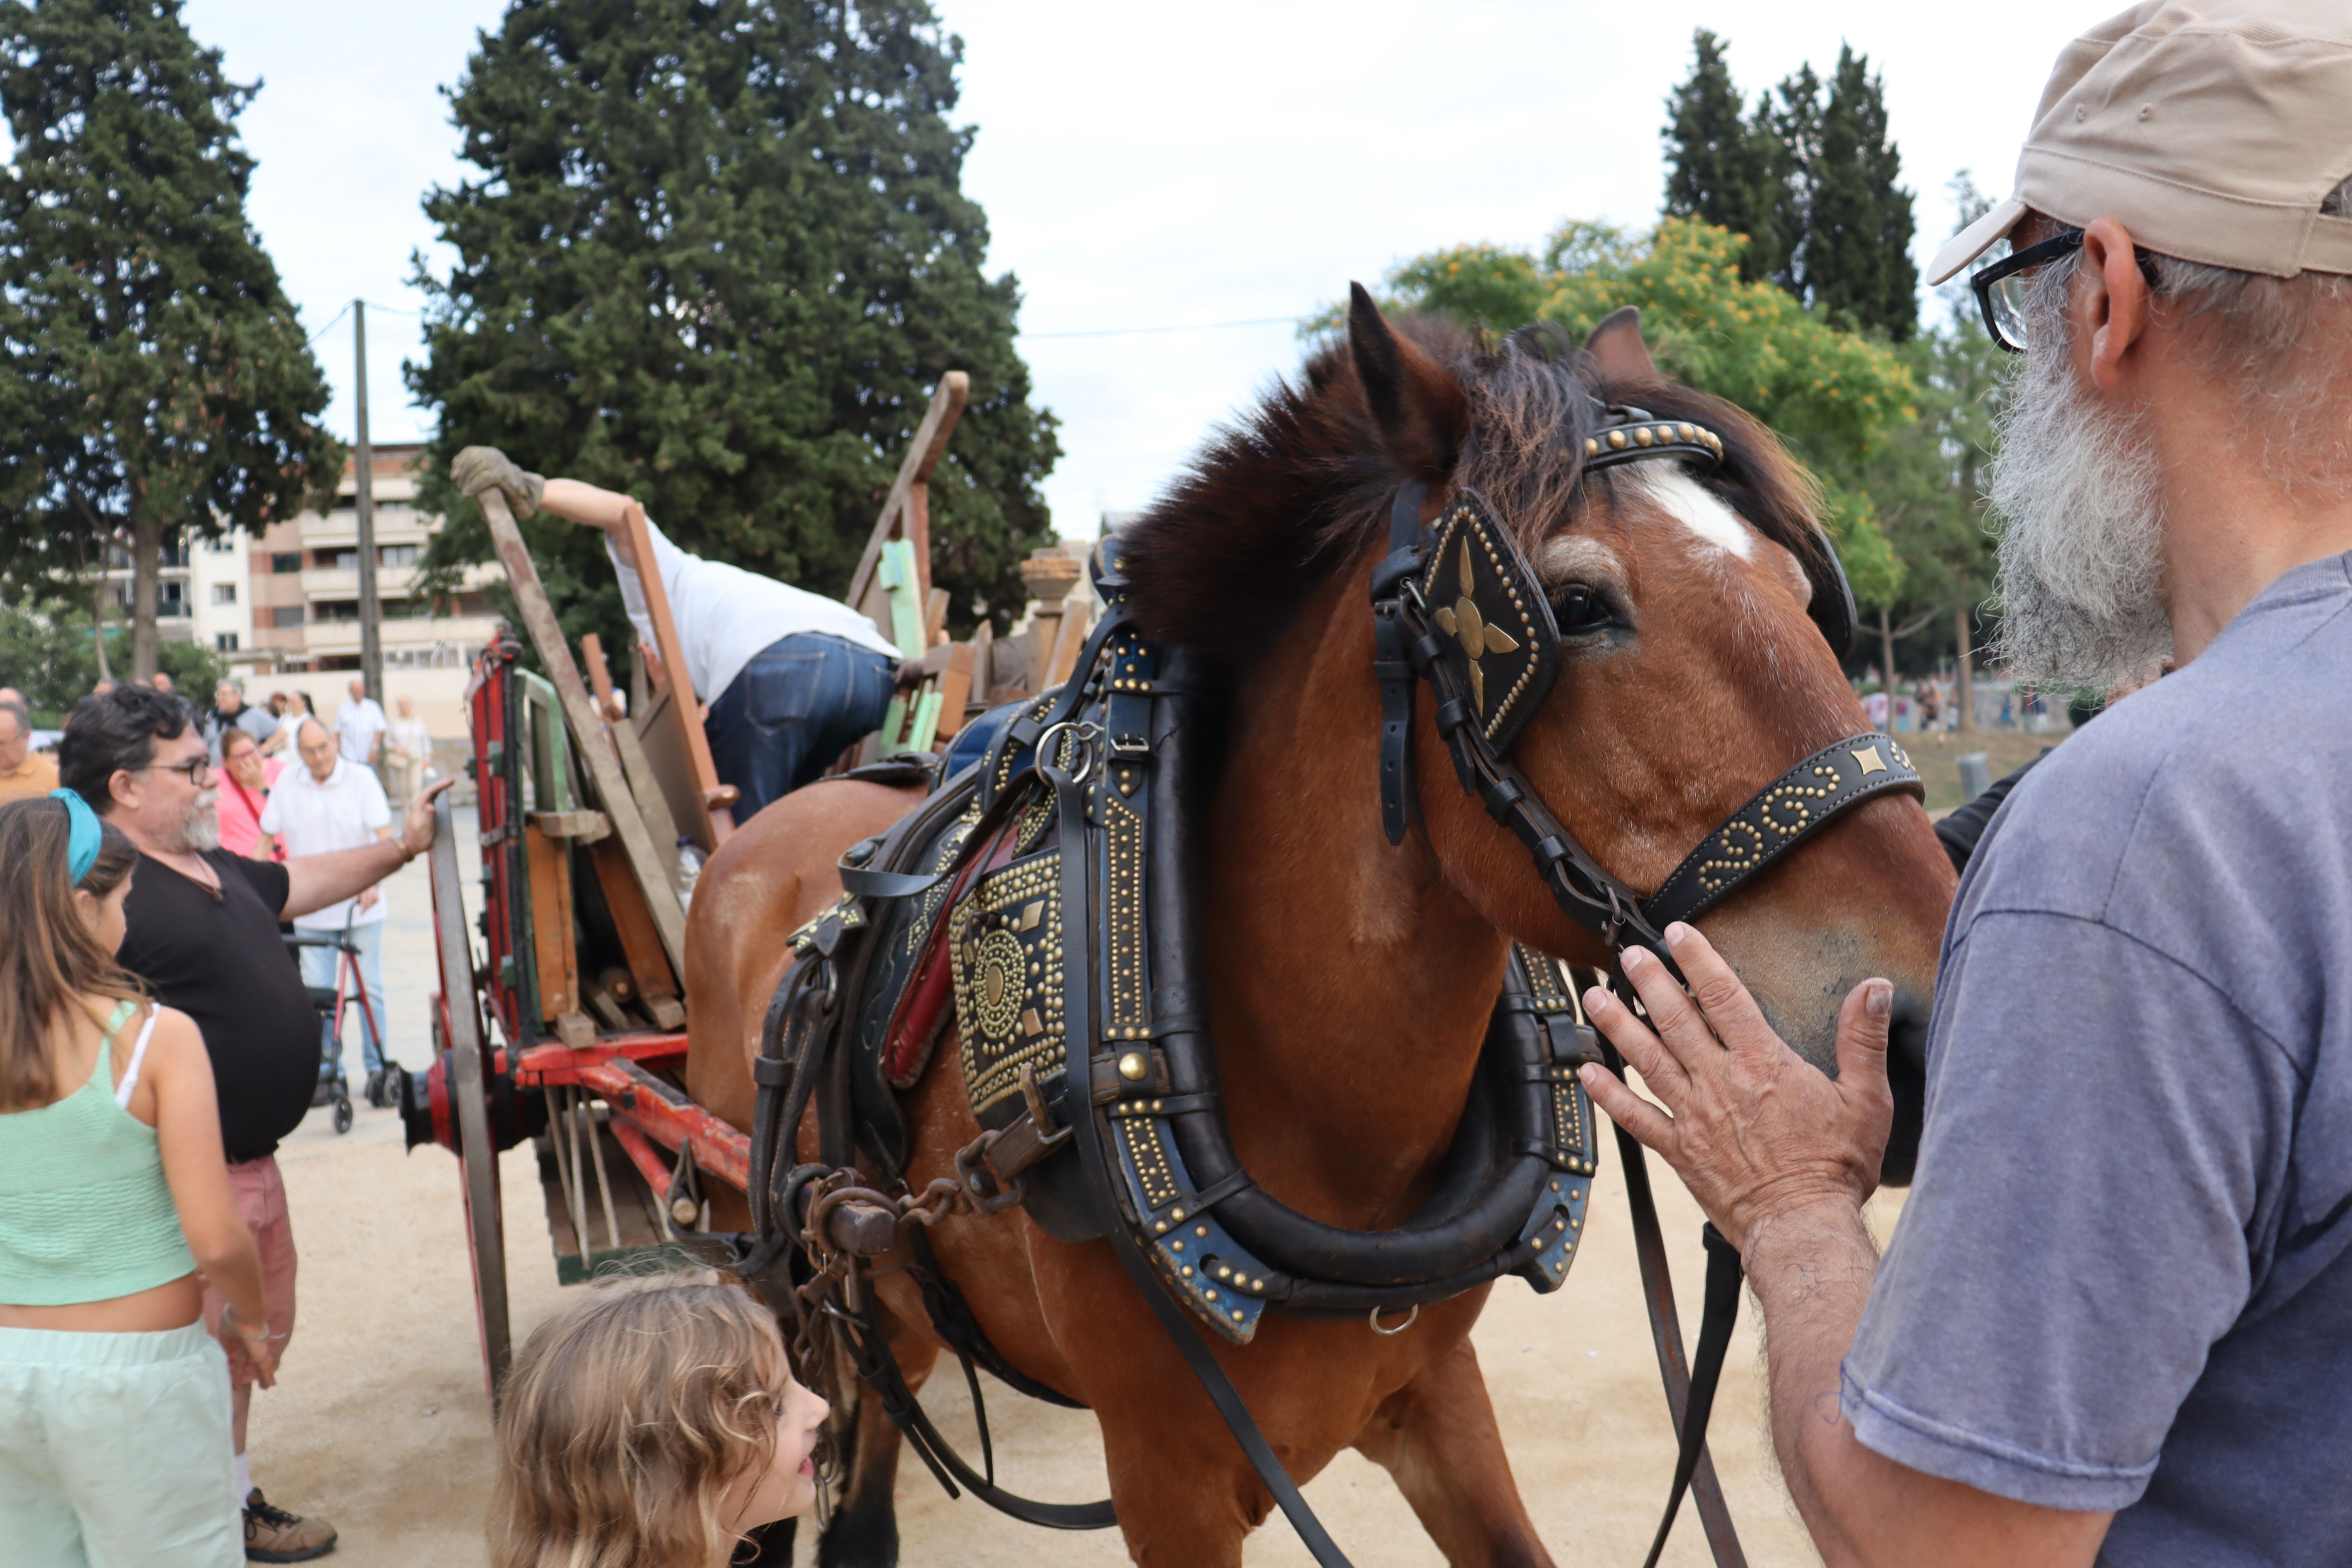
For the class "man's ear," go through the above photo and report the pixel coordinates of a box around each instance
[1583,306,1657,382]
[107,769,139,813]
[1347,283,1467,477]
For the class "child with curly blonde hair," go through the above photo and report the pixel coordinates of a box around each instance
[489,1270,828,1568]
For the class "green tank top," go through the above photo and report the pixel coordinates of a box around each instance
[0,1000,197,1305]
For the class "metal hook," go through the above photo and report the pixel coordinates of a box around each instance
[1368,1303,1420,1336]
[1034,720,1100,786]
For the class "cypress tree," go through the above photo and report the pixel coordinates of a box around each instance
[1755,64,1824,305]
[409,0,1060,655]
[1809,45,1918,341]
[1660,31,1780,283]
[0,0,341,678]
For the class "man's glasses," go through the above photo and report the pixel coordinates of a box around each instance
[138,756,213,787]
[1971,228,2162,354]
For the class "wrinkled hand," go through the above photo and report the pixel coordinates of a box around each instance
[397,776,458,861]
[450,446,544,518]
[1578,922,1893,1254]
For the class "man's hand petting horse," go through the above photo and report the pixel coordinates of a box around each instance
[1577,924,1891,1255]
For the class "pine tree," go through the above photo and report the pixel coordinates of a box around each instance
[1809,45,1918,341]
[1755,64,1824,305]
[408,0,1061,659]
[0,0,341,679]
[1660,31,1780,283]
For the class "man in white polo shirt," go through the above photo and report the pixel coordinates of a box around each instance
[449,446,902,821]
[260,717,395,1105]
[335,677,387,769]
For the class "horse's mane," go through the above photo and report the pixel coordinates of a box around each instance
[1119,316,1828,673]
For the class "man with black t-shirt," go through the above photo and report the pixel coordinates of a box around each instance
[58,685,452,1561]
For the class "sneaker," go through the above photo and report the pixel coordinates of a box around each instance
[363,1068,386,1107]
[244,1489,337,1562]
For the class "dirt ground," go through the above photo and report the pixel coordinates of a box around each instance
[247,818,1904,1567]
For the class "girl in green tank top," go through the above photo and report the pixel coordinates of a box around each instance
[0,793,278,1568]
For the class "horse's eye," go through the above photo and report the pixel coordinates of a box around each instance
[1553,586,1611,634]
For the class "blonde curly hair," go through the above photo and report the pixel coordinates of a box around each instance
[488,1269,793,1568]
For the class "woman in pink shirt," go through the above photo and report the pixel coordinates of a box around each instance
[214,728,285,861]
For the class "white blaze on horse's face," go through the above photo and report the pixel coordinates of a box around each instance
[1623,463,1754,560]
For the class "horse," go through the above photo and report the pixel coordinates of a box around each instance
[683,298,1957,1566]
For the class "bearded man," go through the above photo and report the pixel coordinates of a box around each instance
[1571,5,2352,1567]
[56,684,453,1561]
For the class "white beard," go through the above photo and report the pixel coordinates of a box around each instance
[1985,335,2174,691]
[174,788,222,854]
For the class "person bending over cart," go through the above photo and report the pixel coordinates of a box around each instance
[454,447,900,821]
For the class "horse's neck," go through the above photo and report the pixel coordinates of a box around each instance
[1197,570,1508,1228]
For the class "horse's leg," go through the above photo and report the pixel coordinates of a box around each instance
[1350,1337,1554,1568]
[816,1326,938,1568]
[1096,1414,1258,1568]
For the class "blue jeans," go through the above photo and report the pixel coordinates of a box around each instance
[706,634,898,820]
[299,921,387,1077]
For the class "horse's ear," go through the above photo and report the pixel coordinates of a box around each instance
[1347,283,1466,477]
[1583,306,1656,382]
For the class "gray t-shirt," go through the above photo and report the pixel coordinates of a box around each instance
[1842,552,2352,1567]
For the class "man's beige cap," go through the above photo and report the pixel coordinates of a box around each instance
[1929,0,2352,283]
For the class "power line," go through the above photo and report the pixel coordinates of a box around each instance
[1018,314,1300,341]
[304,301,351,346]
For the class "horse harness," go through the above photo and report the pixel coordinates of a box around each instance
[733,403,1922,1568]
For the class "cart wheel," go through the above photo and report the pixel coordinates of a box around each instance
[333,1096,354,1134]
[430,791,511,1398]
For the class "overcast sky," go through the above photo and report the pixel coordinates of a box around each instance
[183,0,2100,542]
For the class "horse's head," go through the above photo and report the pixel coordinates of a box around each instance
[1122,293,1955,1178]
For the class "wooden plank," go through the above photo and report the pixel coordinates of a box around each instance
[1043,595,1092,689]
[529,810,608,842]
[581,634,689,866]
[617,500,736,844]
[925,586,950,647]
[587,837,686,1030]
[933,641,976,741]
[523,823,579,1022]
[845,372,969,613]
[478,488,688,977]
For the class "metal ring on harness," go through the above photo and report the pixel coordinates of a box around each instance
[1367,1303,1419,1336]
[1032,720,1099,786]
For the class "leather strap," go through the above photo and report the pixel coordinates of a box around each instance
[1643,1223,1746,1568]
[1049,755,1359,1568]
[1373,481,1426,844]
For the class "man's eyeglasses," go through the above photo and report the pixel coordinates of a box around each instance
[1971,228,2162,354]
[137,756,213,787]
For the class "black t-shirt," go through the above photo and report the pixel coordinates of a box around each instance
[117,850,318,1163]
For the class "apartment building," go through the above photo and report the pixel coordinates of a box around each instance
[235,444,501,737]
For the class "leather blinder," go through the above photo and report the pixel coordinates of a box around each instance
[1419,489,1561,760]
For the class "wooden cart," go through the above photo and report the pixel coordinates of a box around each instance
[397,376,1097,1397]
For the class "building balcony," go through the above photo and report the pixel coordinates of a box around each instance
[298,506,434,549]
[300,613,500,657]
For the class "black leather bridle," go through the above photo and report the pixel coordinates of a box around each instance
[1370,403,1921,962]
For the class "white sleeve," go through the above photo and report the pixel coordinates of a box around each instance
[604,533,658,652]
[258,782,285,834]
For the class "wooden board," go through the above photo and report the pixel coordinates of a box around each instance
[580,634,688,876]
[523,823,579,1021]
[478,489,688,978]
[845,372,969,617]
[617,500,737,845]
[588,837,686,1030]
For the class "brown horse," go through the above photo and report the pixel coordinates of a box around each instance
[684,303,1956,1566]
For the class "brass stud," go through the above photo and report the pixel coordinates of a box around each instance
[1232,1310,1246,1321]
[1584,437,1600,457]
[1171,1240,1184,1252]
[1607,430,1627,450]
[1180,1265,1194,1278]
[1195,1225,1208,1237]
[1171,1208,1186,1222]
[1117,1051,1149,1082]
[1205,1289,1218,1301]
[1634,426,1654,446]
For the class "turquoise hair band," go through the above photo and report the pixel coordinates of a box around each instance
[49,788,102,886]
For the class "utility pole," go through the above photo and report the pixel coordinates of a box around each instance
[354,300,382,706]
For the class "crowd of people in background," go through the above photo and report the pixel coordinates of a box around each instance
[0,671,449,1563]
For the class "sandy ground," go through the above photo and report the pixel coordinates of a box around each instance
[248,811,1900,1567]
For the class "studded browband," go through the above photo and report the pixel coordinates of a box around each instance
[1368,405,1920,960]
